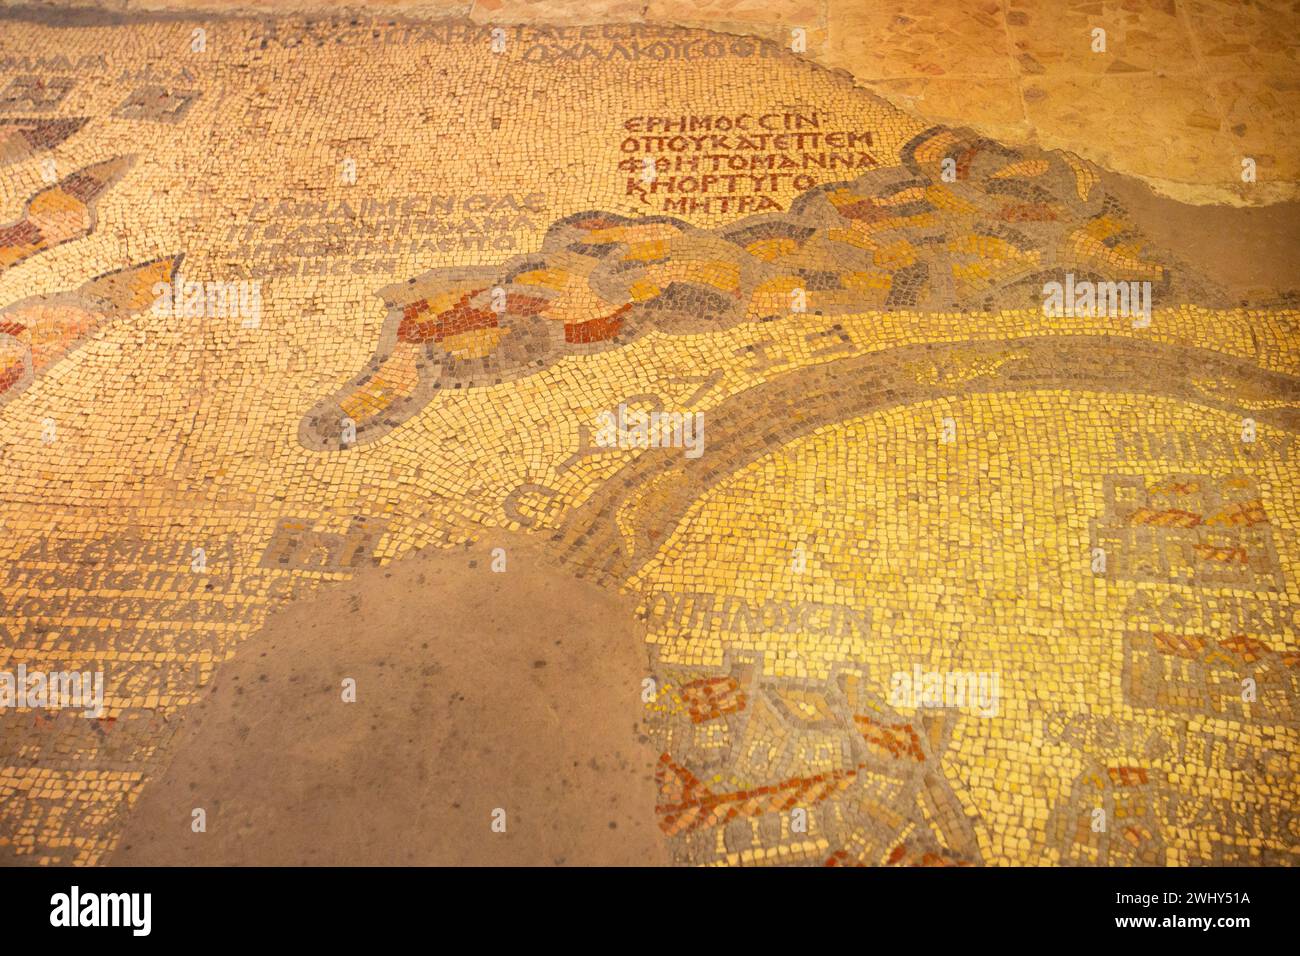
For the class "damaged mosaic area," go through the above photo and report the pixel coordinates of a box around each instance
[0,13,1297,866]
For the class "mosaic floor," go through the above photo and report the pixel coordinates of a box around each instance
[0,3,1297,866]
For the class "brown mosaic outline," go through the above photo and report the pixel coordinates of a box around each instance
[300,125,1221,451]
[1090,473,1285,591]
[0,155,135,275]
[0,117,89,167]
[0,254,183,410]
[544,335,1300,584]
[648,652,984,866]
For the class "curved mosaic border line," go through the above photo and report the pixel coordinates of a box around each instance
[0,155,134,276]
[543,334,1300,584]
[0,254,182,410]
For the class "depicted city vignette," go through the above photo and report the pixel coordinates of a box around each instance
[0,3,1296,869]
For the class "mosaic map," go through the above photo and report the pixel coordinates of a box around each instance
[0,3,1297,868]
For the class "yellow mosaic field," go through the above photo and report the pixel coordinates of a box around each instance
[0,8,1296,866]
